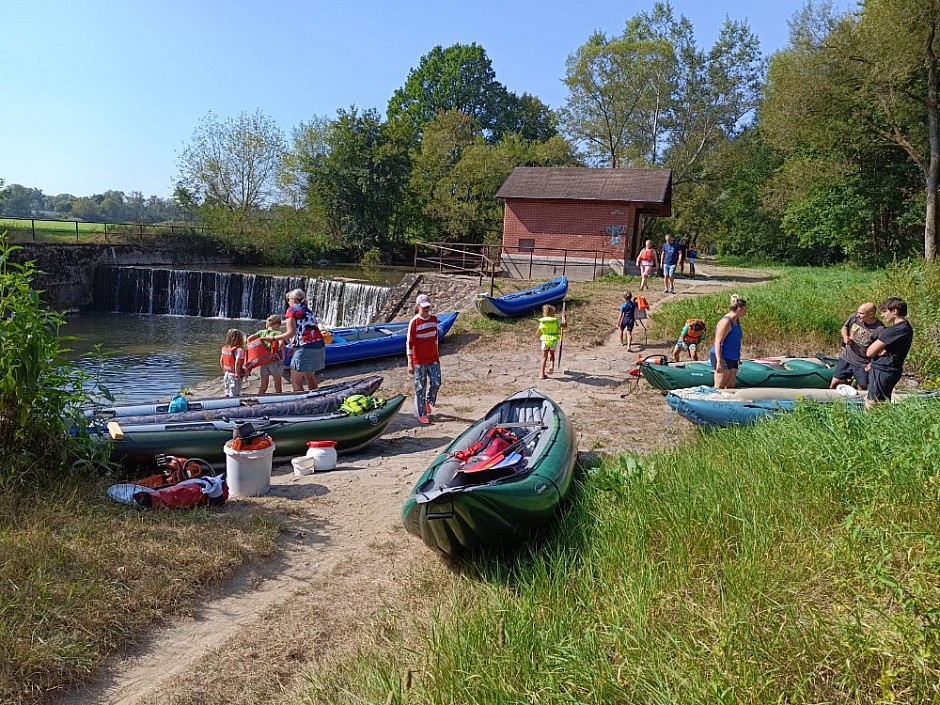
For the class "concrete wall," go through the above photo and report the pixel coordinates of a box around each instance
[12,243,231,311]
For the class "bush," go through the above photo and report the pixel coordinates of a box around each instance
[0,234,101,488]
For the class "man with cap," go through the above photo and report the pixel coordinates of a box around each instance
[407,294,441,424]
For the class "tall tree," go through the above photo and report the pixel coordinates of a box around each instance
[760,2,927,260]
[561,2,763,183]
[298,107,411,256]
[176,110,286,217]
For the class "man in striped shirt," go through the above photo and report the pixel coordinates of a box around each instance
[407,294,441,424]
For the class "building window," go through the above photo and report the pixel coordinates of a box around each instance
[518,238,535,252]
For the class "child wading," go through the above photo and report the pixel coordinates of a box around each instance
[220,328,246,397]
[537,304,567,379]
[407,294,441,425]
[246,314,284,394]
[617,291,638,349]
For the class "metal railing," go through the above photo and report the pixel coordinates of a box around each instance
[0,216,209,243]
[413,241,609,295]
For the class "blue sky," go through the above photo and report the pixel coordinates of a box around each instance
[1,0,853,199]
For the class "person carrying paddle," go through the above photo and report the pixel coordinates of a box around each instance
[709,294,747,389]
[407,294,441,425]
[537,304,567,379]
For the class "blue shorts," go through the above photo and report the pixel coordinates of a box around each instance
[709,352,740,370]
[834,358,870,388]
[663,264,677,277]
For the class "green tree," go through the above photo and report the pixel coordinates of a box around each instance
[176,110,286,217]
[561,2,763,182]
[759,2,926,262]
[0,184,44,218]
[388,43,507,138]
[299,107,411,257]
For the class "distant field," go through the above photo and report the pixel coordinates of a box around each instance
[1,218,104,233]
[1,218,206,244]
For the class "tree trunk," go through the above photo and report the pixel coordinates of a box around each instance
[926,19,939,260]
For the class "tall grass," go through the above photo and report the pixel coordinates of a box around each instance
[651,267,883,356]
[306,399,940,703]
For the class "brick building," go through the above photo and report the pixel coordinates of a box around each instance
[494,167,672,279]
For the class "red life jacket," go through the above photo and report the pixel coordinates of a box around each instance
[245,337,280,373]
[221,345,239,373]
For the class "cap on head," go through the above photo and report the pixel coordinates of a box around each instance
[416,294,432,308]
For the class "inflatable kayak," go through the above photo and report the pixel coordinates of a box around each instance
[640,356,837,391]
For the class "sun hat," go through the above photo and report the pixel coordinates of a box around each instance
[416,294,432,308]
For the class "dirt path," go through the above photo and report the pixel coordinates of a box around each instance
[63,261,767,705]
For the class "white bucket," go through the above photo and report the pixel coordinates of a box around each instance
[223,440,276,497]
[291,455,317,476]
[305,441,337,471]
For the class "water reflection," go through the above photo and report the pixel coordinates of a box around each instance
[64,313,264,406]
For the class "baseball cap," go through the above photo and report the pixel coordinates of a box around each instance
[416,294,432,308]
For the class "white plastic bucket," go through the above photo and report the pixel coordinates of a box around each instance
[291,455,317,476]
[305,440,337,471]
[223,440,276,497]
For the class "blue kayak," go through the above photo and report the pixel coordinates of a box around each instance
[476,276,568,317]
[665,385,865,428]
[324,311,458,366]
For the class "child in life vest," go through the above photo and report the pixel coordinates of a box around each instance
[537,304,567,380]
[246,315,284,394]
[220,328,246,397]
[674,318,707,362]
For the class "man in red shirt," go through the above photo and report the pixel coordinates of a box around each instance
[407,294,441,424]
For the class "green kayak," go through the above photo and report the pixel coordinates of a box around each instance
[640,356,837,391]
[100,395,405,467]
[402,389,577,555]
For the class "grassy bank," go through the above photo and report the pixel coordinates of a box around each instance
[306,398,940,703]
[649,267,881,356]
[0,475,278,704]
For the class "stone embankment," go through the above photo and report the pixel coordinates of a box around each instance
[12,243,231,311]
[372,272,488,322]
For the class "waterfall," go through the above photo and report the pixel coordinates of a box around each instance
[93,266,391,327]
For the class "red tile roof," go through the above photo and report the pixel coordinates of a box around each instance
[495,167,672,205]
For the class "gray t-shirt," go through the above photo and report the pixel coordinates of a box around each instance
[840,313,884,366]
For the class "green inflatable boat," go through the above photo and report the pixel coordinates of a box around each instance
[100,395,405,467]
[640,356,837,391]
[402,388,577,555]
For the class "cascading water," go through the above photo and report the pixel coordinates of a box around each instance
[93,266,391,326]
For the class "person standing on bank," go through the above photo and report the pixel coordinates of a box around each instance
[660,234,682,294]
[864,297,914,410]
[709,294,747,389]
[272,288,325,392]
[830,302,884,391]
[407,294,441,425]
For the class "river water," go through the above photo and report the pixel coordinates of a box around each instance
[64,264,410,405]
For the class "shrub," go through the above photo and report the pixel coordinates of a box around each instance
[0,234,101,488]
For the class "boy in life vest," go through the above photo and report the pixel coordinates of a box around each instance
[537,304,567,380]
[673,318,707,362]
[246,315,284,394]
[220,328,246,397]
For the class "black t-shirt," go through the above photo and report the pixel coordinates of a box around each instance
[871,320,914,373]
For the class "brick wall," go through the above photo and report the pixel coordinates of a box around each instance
[501,199,639,260]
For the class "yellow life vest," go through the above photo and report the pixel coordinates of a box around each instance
[538,316,561,348]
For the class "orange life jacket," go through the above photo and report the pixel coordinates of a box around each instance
[682,318,706,344]
[245,337,280,373]
[636,295,650,310]
[221,345,239,374]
